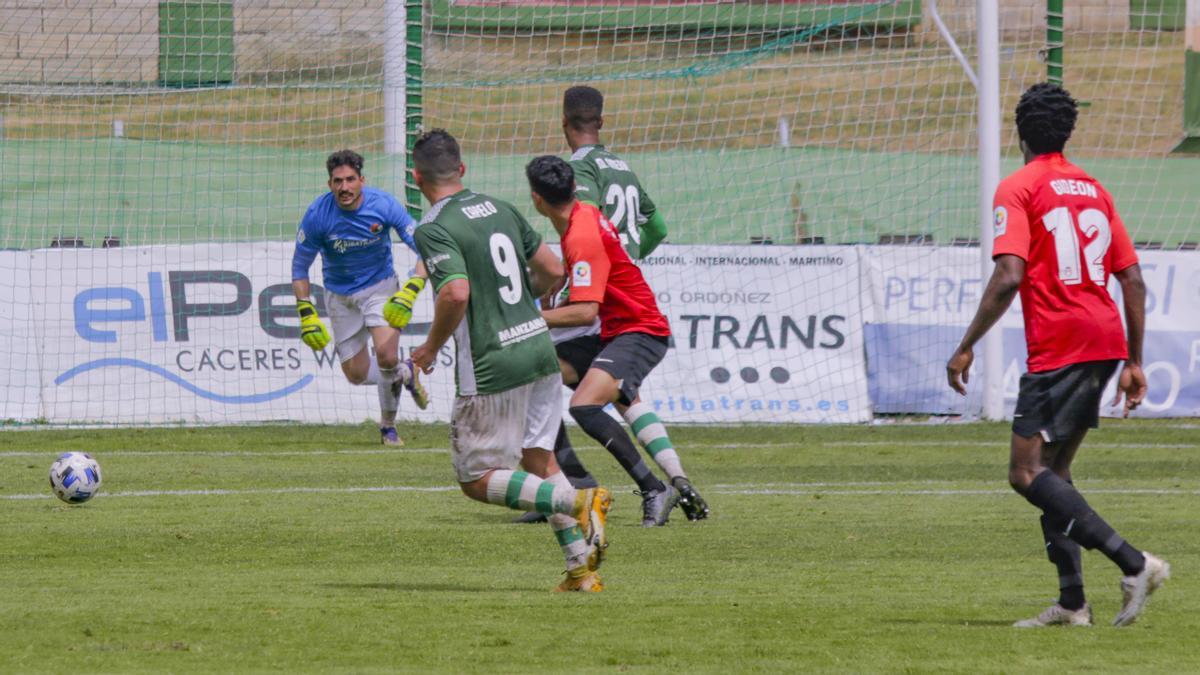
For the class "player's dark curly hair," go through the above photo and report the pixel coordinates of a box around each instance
[563,86,604,132]
[526,155,575,206]
[412,129,462,183]
[1015,83,1078,155]
[326,149,364,177]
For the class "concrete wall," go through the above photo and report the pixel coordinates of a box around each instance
[0,1,1150,85]
[921,0,1130,37]
[0,1,158,83]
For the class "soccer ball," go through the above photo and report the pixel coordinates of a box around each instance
[48,452,103,504]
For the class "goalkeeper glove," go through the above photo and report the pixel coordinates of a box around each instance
[296,299,331,351]
[383,276,426,329]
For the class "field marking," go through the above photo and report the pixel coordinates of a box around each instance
[0,448,449,458]
[2,439,1196,458]
[5,483,1199,501]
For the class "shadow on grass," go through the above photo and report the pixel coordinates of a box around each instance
[881,617,1015,627]
[320,581,538,593]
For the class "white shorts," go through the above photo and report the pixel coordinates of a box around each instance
[449,373,562,483]
[325,276,399,363]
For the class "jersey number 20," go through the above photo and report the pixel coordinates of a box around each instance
[605,184,641,246]
[1042,207,1111,285]
[489,233,523,304]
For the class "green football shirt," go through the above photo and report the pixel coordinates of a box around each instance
[570,144,658,261]
[414,189,559,396]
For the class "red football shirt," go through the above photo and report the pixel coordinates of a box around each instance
[992,152,1138,372]
[562,201,671,341]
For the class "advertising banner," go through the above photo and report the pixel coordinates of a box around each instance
[637,245,871,423]
[863,246,1200,418]
[21,242,870,424]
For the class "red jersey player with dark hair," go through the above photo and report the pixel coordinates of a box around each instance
[948,83,1168,628]
[526,154,710,528]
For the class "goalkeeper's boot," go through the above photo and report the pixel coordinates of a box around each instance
[636,484,678,527]
[1013,603,1093,628]
[380,426,403,447]
[672,476,711,521]
[1114,552,1170,627]
[554,566,603,593]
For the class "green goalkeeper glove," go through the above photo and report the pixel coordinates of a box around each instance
[383,276,426,329]
[296,299,331,351]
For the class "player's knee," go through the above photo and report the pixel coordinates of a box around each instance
[568,404,606,428]
[344,370,367,385]
[1008,466,1038,494]
[376,352,399,370]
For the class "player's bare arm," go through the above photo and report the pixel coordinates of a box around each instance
[543,301,599,328]
[1112,264,1148,416]
[292,278,312,301]
[527,243,564,297]
[413,278,468,373]
[947,254,1025,395]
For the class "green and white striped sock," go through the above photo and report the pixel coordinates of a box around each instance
[545,471,589,570]
[624,402,685,481]
[484,470,577,515]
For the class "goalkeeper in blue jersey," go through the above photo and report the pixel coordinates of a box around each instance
[291,149,430,445]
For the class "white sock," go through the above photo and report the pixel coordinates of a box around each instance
[623,402,686,480]
[545,472,589,570]
[484,470,577,514]
[377,366,399,419]
[363,358,381,385]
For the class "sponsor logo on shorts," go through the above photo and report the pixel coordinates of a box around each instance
[572,261,592,287]
[425,252,451,273]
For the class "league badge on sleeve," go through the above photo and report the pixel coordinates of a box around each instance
[572,261,592,287]
[993,206,1008,237]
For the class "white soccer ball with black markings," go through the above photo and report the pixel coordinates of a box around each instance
[49,452,103,504]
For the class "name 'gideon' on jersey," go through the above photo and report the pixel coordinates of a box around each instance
[1049,179,1098,199]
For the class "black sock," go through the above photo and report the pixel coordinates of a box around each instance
[1041,513,1086,609]
[1025,471,1145,577]
[569,405,665,493]
[553,422,598,489]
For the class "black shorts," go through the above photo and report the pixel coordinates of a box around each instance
[1012,360,1120,443]
[555,334,602,387]
[555,332,668,406]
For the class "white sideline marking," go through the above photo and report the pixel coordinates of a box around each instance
[3,485,458,500]
[0,448,447,458]
[5,483,1197,501]
[2,439,1195,458]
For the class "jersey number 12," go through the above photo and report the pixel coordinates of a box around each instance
[1042,207,1112,285]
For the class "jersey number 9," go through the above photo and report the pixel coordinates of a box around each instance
[489,233,523,304]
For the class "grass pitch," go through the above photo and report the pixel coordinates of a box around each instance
[1,421,1198,672]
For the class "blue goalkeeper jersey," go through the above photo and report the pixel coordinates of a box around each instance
[291,186,418,295]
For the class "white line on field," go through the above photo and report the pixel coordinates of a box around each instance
[3,485,458,500]
[5,483,1198,501]
[2,440,1196,458]
[0,448,448,458]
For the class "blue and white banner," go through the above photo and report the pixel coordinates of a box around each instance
[3,242,1194,424]
[862,246,1200,418]
[28,243,445,425]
